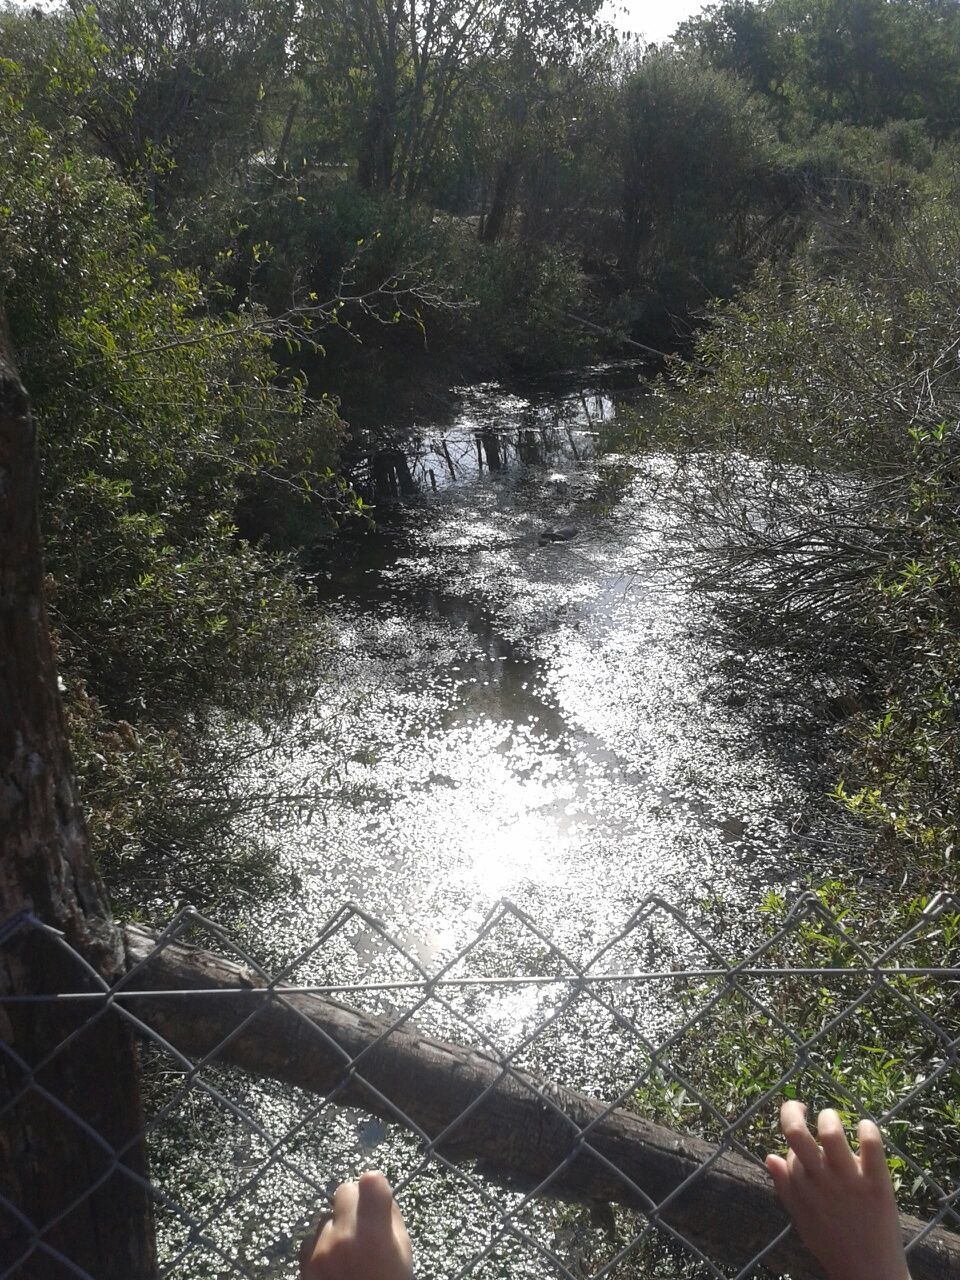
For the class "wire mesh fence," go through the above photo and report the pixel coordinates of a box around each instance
[3,890,960,1280]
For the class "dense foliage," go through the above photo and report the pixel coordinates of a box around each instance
[0,58,347,914]
[633,887,960,1218]
[658,189,960,883]
[677,0,960,134]
[7,0,958,368]
[618,82,960,1184]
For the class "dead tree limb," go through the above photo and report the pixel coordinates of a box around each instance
[0,319,157,1279]
[124,924,960,1280]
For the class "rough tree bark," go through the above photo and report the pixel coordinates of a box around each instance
[479,153,522,244]
[0,319,157,1279]
[124,924,960,1280]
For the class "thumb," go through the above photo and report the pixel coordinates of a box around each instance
[356,1171,396,1232]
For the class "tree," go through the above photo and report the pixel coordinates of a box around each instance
[1,0,297,210]
[469,38,615,246]
[0,313,158,1279]
[678,0,960,136]
[618,51,776,319]
[0,58,347,912]
[298,0,606,198]
[675,0,790,111]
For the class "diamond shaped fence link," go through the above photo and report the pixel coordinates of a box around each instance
[2,893,960,1280]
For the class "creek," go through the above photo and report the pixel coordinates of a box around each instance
[160,364,835,1279]
[267,364,828,960]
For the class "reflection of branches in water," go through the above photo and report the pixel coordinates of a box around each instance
[402,423,599,489]
[355,383,624,496]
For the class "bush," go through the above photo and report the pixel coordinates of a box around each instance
[618,52,778,328]
[210,173,596,374]
[0,58,345,914]
[445,236,594,371]
[658,191,960,876]
[633,887,960,1219]
[616,173,960,1197]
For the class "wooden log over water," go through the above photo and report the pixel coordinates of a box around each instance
[124,925,960,1280]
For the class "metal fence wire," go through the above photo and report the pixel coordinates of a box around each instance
[3,890,960,1280]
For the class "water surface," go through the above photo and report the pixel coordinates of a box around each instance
[157,368,835,1279]
[268,370,824,966]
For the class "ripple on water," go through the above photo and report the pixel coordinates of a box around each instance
[178,377,835,1279]
[246,386,827,991]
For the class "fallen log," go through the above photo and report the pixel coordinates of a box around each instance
[124,924,960,1280]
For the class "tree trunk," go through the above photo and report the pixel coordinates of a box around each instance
[123,924,960,1280]
[357,98,397,193]
[0,318,157,1280]
[480,154,522,243]
[272,95,299,181]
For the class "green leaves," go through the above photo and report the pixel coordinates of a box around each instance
[0,75,349,913]
[633,890,960,1215]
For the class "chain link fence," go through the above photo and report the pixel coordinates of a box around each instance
[3,890,960,1280]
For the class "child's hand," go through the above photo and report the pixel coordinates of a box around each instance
[766,1100,911,1280]
[299,1171,413,1280]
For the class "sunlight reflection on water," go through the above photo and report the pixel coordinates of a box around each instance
[163,369,837,1279]
[250,371,825,975]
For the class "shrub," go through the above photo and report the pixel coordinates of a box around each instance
[1,58,344,914]
[658,192,960,876]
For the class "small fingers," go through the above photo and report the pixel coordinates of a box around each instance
[765,1153,791,1201]
[300,1205,336,1278]
[766,1151,812,1218]
[332,1179,359,1228]
[857,1118,892,1184]
[356,1170,395,1230]
[785,1145,817,1196]
[780,1100,822,1175]
[299,1229,318,1277]
[817,1108,857,1173]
